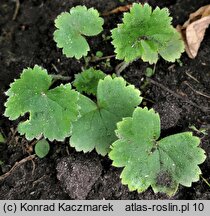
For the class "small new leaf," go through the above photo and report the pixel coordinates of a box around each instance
[70,76,142,155]
[4,65,79,141]
[73,68,106,96]
[109,107,206,196]
[0,132,5,143]
[54,6,104,59]
[35,139,50,158]
[111,3,184,64]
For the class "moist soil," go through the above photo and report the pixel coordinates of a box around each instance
[0,0,210,200]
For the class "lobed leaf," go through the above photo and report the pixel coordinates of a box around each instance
[70,76,142,155]
[109,107,206,196]
[4,65,79,141]
[73,68,106,96]
[54,6,104,59]
[111,3,184,64]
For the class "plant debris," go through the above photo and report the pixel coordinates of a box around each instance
[177,5,210,58]
[102,4,132,16]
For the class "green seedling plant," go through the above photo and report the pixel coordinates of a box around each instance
[4,65,79,141]
[73,68,106,96]
[35,139,50,158]
[189,125,208,136]
[0,132,5,166]
[3,65,141,156]
[3,3,207,197]
[0,132,5,143]
[95,51,104,58]
[111,3,185,64]
[54,5,104,59]
[145,67,155,78]
[70,76,142,155]
[109,107,206,195]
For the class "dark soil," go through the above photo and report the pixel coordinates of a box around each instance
[0,0,210,200]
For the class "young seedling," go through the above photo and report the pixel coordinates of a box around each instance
[109,107,206,196]
[4,65,79,141]
[73,68,106,96]
[0,132,5,143]
[35,139,50,158]
[111,3,184,64]
[70,76,142,155]
[95,51,104,58]
[54,6,104,59]
[3,3,207,196]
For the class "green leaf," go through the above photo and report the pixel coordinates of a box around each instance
[0,132,5,143]
[54,6,104,59]
[111,3,184,64]
[35,139,50,158]
[70,76,142,155]
[109,107,206,196]
[96,51,103,58]
[4,65,79,141]
[145,67,154,77]
[73,68,106,96]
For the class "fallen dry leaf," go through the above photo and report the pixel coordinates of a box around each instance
[177,5,210,58]
[186,16,210,58]
[102,4,132,16]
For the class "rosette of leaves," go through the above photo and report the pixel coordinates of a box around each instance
[4,65,79,141]
[73,68,106,96]
[54,6,104,59]
[109,107,206,196]
[111,3,184,64]
[70,76,142,155]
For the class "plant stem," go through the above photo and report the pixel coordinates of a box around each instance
[50,74,71,81]
[201,175,210,187]
[0,154,36,181]
[115,61,131,76]
[152,62,157,74]
[90,54,116,62]
[12,0,20,20]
